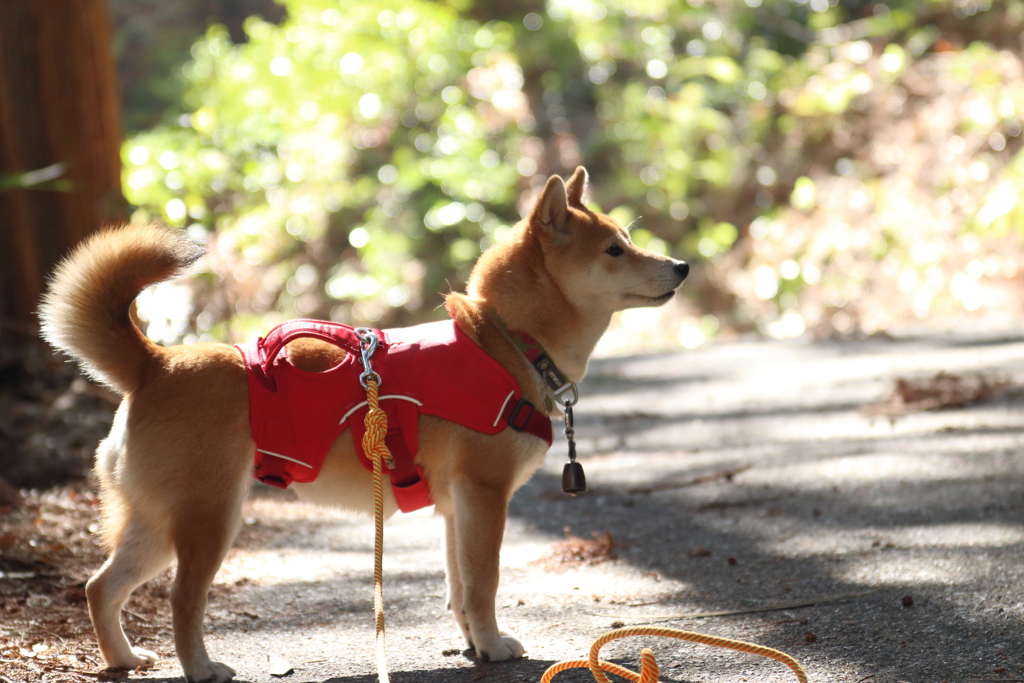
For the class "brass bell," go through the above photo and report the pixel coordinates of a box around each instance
[558,390,586,495]
[562,460,587,495]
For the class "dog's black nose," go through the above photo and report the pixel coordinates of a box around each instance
[674,261,689,280]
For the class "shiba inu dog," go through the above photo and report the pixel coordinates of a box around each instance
[39,167,688,683]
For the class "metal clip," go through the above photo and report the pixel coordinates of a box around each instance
[563,402,575,443]
[355,327,381,389]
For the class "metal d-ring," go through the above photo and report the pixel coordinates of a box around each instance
[555,381,579,409]
[557,382,579,452]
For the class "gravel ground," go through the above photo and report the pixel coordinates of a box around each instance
[5,330,1024,683]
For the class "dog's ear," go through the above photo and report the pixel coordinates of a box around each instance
[529,174,572,243]
[565,166,588,208]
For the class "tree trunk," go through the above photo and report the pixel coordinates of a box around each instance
[0,0,125,336]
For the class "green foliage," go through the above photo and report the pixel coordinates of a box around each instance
[120,0,1024,343]
[126,0,535,335]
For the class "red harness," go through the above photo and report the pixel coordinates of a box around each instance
[235,318,552,512]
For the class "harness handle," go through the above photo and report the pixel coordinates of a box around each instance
[256,319,380,373]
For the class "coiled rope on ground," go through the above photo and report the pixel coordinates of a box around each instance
[539,625,807,682]
[361,378,808,683]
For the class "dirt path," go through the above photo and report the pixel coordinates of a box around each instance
[4,331,1024,682]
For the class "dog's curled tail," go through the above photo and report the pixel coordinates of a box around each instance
[39,223,205,395]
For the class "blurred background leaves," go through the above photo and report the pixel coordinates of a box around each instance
[108,0,1024,351]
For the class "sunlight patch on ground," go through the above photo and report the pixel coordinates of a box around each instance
[498,540,555,569]
[891,522,1024,548]
[243,495,361,522]
[838,552,997,587]
[217,549,375,584]
[759,523,1024,559]
[754,451,998,487]
[218,496,447,587]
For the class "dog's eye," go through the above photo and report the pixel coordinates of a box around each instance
[605,244,624,257]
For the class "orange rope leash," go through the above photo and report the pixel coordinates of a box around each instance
[360,374,807,683]
[362,377,394,683]
[540,625,808,683]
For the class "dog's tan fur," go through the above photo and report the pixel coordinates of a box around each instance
[39,167,687,683]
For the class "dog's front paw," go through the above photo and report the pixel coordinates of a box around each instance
[476,633,525,662]
[184,660,236,683]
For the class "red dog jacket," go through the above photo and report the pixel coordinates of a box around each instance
[236,318,553,512]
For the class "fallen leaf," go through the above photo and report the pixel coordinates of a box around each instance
[268,654,293,677]
[534,528,621,570]
[864,372,1020,417]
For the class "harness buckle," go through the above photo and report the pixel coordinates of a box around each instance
[507,398,535,432]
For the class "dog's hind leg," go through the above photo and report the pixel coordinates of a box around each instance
[86,512,173,671]
[169,498,244,683]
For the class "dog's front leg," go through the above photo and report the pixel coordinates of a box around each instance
[443,513,471,647]
[449,479,524,662]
